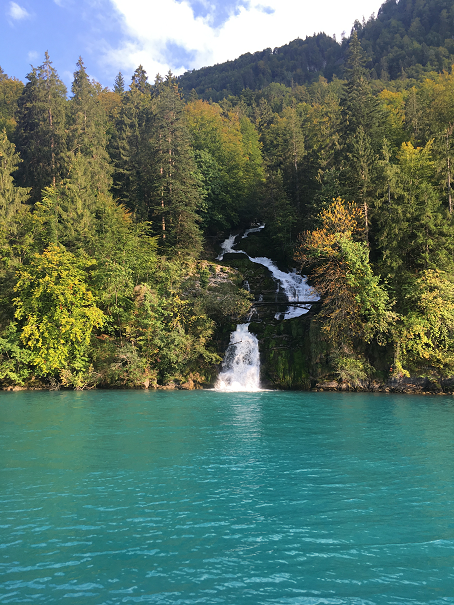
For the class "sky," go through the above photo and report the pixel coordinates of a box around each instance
[1,0,384,91]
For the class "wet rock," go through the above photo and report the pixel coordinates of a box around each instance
[316,380,339,390]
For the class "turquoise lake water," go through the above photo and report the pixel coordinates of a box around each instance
[1,389,454,604]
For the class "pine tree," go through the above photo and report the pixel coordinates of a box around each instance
[67,57,112,199]
[341,32,384,150]
[0,130,29,231]
[34,58,114,252]
[14,52,67,203]
[265,103,305,214]
[114,72,125,94]
[131,65,151,94]
[340,33,383,240]
[109,65,154,216]
[150,73,202,255]
[377,141,454,283]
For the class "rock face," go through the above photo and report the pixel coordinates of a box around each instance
[249,315,317,390]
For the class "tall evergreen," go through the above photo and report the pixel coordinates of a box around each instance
[109,65,154,217]
[341,32,382,148]
[0,130,29,232]
[377,141,454,283]
[14,52,67,204]
[67,57,112,198]
[113,72,125,95]
[150,73,202,255]
[340,33,383,239]
[35,58,114,252]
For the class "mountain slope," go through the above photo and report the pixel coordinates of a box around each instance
[177,0,454,99]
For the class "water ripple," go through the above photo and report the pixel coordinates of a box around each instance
[1,390,454,604]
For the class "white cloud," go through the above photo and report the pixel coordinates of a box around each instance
[103,0,382,79]
[8,1,31,20]
[27,50,38,61]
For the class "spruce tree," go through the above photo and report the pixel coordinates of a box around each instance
[377,141,454,283]
[14,52,67,203]
[340,33,383,241]
[113,72,125,94]
[67,57,112,199]
[341,32,382,148]
[35,58,114,252]
[150,73,202,255]
[109,65,154,217]
[0,130,29,232]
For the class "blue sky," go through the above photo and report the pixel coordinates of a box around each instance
[1,0,383,91]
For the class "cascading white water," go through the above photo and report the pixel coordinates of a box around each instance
[214,324,261,391]
[215,226,318,391]
[247,256,317,319]
[217,226,318,319]
[216,234,238,261]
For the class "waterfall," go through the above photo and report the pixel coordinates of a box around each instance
[214,324,261,392]
[215,226,318,391]
[217,226,318,319]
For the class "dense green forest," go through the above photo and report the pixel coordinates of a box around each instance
[2,1,454,389]
[178,0,454,100]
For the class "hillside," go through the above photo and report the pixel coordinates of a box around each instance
[178,0,454,99]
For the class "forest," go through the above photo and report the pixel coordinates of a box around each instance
[177,0,454,99]
[1,14,454,389]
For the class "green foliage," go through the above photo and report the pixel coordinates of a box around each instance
[178,34,344,100]
[395,269,454,376]
[0,130,30,233]
[0,322,33,385]
[0,67,23,139]
[14,52,67,203]
[334,355,373,386]
[151,75,203,254]
[340,237,395,344]
[185,99,264,231]
[377,141,454,280]
[13,244,105,379]
[295,199,394,347]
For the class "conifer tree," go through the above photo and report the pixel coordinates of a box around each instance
[150,73,202,255]
[377,141,454,283]
[261,102,304,213]
[341,32,382,147]
[0,130,29,232]
[109,65,154,216]
[14,52,67,203]
[113,72,125,94]
[67,57,112,199]
[340,33,383,240]
[131,65,151,94]
[34,59,114,252]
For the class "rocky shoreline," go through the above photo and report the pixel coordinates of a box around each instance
[313,376,454,394]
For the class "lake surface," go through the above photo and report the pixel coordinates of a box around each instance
[1,390,454,604]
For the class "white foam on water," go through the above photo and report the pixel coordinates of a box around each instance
[215,227,319,391]
[216,234,241,260]
[248,256,318,319]
[214,324,261,392]
[217,227,318,319]
[242,224,266,238]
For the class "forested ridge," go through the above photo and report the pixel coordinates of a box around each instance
[178,0,454,100]
[2,0,454,389]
